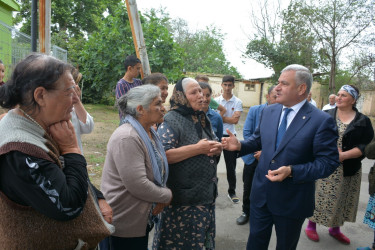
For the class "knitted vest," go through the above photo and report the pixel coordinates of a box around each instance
[0,111,115,249]
[163,111,217,206]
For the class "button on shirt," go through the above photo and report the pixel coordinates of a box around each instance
[278,99,307,129]
[215,95,243,135]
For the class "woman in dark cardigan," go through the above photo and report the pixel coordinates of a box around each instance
[153,77,222,249]
[305,85,374,245]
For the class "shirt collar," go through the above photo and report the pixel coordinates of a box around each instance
[283,99,306,114]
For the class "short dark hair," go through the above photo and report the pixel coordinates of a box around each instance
[268,85,276,95]
[222,75,235,84]
[198,82,212,94]
[124,55,141,71]
[0,53,73,111]
[195,75,209,83]
[0,59,3,64]
[142,73,168,85]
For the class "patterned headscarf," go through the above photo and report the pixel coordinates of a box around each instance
[169,78,212,138]
[340,85,359,100]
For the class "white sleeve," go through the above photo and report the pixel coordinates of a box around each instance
[235,99,243,112]
[78,112,94,134]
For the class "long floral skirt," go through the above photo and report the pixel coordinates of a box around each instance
[152,204,215,249]
[309,165,361,227]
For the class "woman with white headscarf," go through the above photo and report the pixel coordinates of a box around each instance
[305,85,374,245]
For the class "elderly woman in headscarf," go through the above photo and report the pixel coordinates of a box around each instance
[305,85,374,245]
[101,84,172,250]
[0,53,114,249]
[153,77,222,250]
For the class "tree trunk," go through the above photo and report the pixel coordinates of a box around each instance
[329,57,336,93]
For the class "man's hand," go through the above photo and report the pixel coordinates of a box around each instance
[221,129,241,151]
[98,199,113,224]
[265,166,292,182]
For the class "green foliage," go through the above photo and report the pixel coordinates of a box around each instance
[78,5,184,103]
[14,0,122,38]
[245,1,319,79]
[141,9,185,81]
[13,2,241,103]
[170,19,241,78]
[245,0,374,90]
[77,5,133,103]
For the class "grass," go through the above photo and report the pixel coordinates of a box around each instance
[81,104,119,188]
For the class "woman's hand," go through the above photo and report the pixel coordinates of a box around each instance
[152,203,170,216]
[197,139,216,154]
[208,141,223,156]
[98,199,113,224]
[49,120,81,155]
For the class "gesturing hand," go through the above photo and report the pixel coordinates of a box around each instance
[49,120,81,155]
[265,166,292,182]
[221,129,241,151]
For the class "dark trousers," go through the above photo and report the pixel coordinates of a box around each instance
[109,224,152,250]
[247,204,304,250]
[222,135,238,195]
[242,160,258,215]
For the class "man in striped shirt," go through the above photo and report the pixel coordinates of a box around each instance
[116,55,142,121]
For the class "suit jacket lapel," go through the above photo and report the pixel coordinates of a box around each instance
[273,102,312,157]
[264,104,282,155]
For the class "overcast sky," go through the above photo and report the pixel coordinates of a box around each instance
[136,0,288,79]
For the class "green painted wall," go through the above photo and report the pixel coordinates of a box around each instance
[0,0,20,81]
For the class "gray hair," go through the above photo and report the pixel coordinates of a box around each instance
[181,77,198,93]
[281,64,312,94]
[117,84,161,117]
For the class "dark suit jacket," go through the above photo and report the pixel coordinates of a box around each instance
[239,101,339,219]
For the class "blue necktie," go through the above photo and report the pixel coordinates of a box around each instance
[276,108,292,149]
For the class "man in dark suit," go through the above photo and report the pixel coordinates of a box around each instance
[222,64,339,250]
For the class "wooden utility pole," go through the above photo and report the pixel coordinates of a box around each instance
[38,0,51,54]
[125,0,151,78]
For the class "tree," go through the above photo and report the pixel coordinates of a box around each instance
[300,0,374,92]
[78,4,184,103]
[169,18,241,78]
[14,0,122,49]
[245,0,320,78]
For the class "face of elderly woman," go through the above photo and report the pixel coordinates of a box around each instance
[144,95,165,124]
[185,82,203,111]
[42,71,79,125]
[336,90,355,109]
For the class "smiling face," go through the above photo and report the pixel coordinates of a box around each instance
[40,71,79,126]
[145,95,165,125]
[336,90,355,109]
[157,80,169,103]
[201,87,212,112]
[185,81,203,111]
[275,70,307,107]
